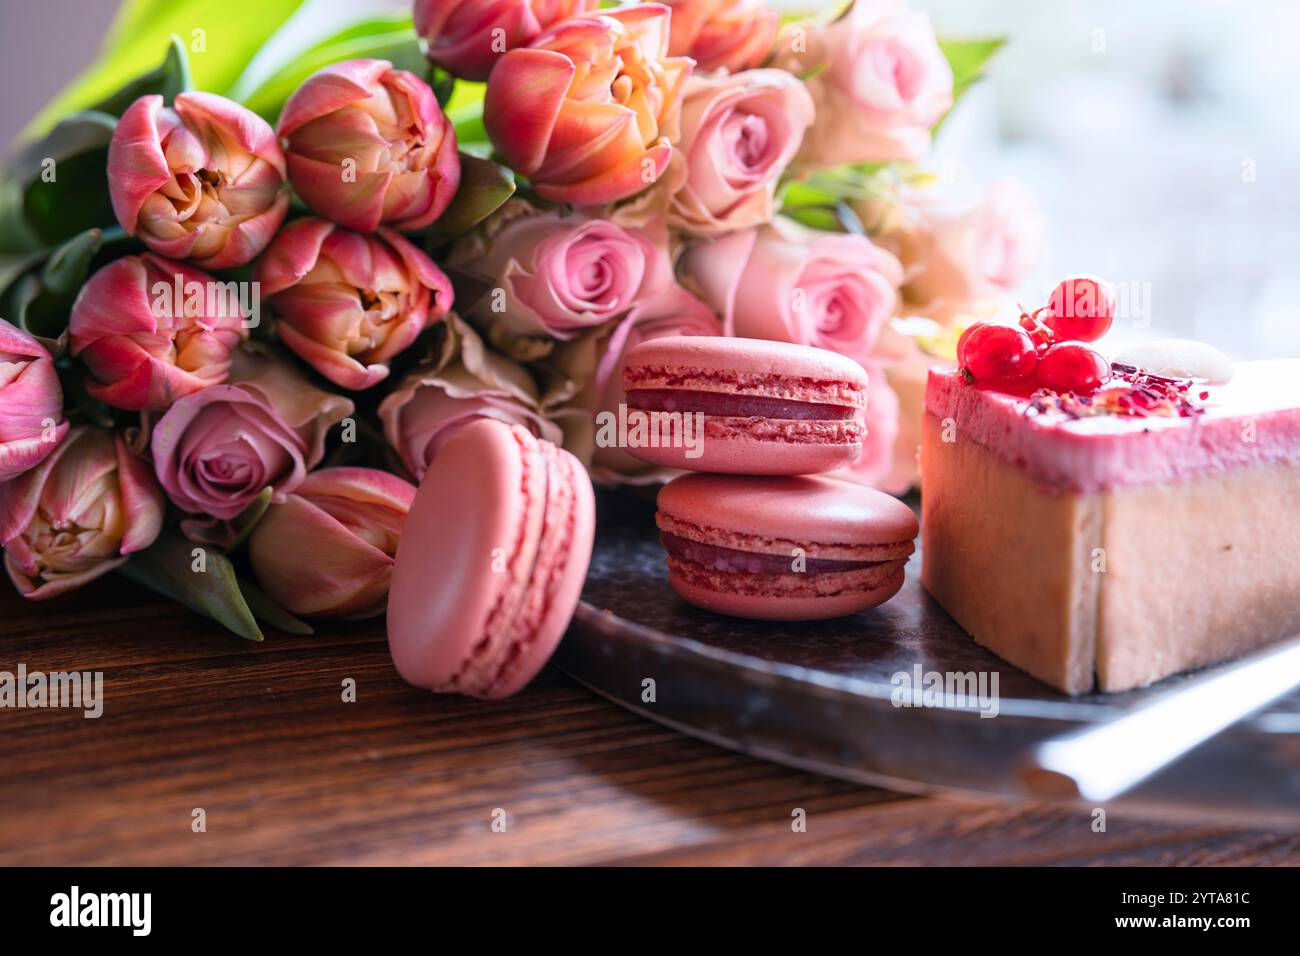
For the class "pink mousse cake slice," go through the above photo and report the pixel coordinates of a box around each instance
[921,360,1300,694]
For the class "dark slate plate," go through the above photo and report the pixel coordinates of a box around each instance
[555,489,1300,824]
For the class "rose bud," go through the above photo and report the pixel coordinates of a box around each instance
[1,427,163,600]
[256,218,453,390]
[278,59,460,233]
[776,0,952,166]
[108,93,289,270]
[151,347,354,544]
[68,254,251,412]
[377,351,559,481]
[451,204,675,341]
[665,0,780,74]
[681,217,903,359]
[248,467,415,619]
[0,318,69,482]
[414,0,599,82]
[668,69,813,236]
[485,5,692,205]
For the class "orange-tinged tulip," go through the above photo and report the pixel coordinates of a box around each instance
[484,4,692,205]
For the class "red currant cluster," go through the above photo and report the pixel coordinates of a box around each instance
[957,275,1117,395]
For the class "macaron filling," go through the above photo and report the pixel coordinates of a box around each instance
[627,389,861,421]
[660,532,888,574]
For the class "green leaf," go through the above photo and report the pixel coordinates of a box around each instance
[234,14,426,124]
[417,153,515,243]
[9,111,119,247]
[239,577,314,636]
[25,0,305,138]
[88,36,192,119]
[446,81,487,144]
[227,487,273,551]
[118,526,265,641]
[935,37,1007,133]
[0,228,111,349]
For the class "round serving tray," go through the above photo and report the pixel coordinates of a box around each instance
[556,490,1300,824]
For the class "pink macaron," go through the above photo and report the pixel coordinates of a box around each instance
[621,336,869,475]
[656,473,918,621]
[387,419,595,699]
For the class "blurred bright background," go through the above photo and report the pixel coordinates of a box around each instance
[3,0,1297,357]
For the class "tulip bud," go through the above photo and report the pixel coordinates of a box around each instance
[485,5,692,205]
[256,218,453,390]
[108,93,289,270]
[414,0,599,82]
[248,467,415,619]
[69,254,251,411]
[665,0,780,74]
[1,426,164,600]
[0,319,69,482]
[278,59,460,233]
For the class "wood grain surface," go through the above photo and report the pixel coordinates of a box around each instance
[0,576,1297,866]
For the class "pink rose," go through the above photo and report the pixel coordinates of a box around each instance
[150,348,354,541]
[379,317,563,481]
[248,467,415,619]
[414,0,600,81]
[0,318,69,482]
[68,254,250,411]
[778,0,952,166]
[278,59,460,233]
[256,218,453,390]
[585,282,722,484]
[454,206,675,340]
[892,181,1046,323]
[1,426,163,599]
[668,69,814,236]
[108,93,288,269]
[665,0,780,74]
[831,364,901,492]
[484,5,692,204]
[681,218,903,360]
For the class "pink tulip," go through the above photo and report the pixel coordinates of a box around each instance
[248,467,414,619]
[776,0,952,166]
[0,319,69,482]
[484,4,693,205]
[668,69,813,236]
[278,59,460,232]
[379,356,563,482]
[414,0,599,82]
[256,218,453,390]
[108,93,289,270]
[151,347,354,542]
[1,427,163,600]
[665,0,779,73]
[68,254,250,411]
[681,218,903,360]
[587,282,721,484]
[452,206,676,340]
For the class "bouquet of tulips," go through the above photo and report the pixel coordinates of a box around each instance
[0,0,1040,639]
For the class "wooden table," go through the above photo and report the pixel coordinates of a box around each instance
[1,577,1297,866]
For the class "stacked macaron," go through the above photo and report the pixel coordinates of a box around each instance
[623,336,919,622]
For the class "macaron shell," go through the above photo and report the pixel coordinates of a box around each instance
[624,335,870,389]
[387,420,547,694]
[480,442,595,699]
[668,565,906,621]
[657,473,919,546]
[628,429,862,476]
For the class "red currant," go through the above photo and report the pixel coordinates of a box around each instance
[957,322,1038,385]
[1043,274,1116,342]
[1035,342,1111,393]
[1018,307,1055,350]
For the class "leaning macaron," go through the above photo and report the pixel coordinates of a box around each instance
[621,336,869,475]
[656,473,918,621]
[387,419,595,699]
